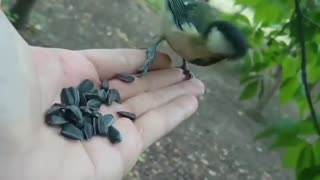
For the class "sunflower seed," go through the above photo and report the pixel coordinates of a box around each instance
[97,117,108,135]
[65,105,83,127]
[117,111,136,121]
[87,99,102,111]
[46,115,68,126]
[92,117,97,136]
[79,92,87,106]
[112,89,122,104]
[85,93,101,102]
[83,114,92,123]
[46,103,66,115]
[108,125,122,144]
[80,106,92,116]
[116,73,135,83]
[102,80,110,91]
[61,123,84,140]
[91,111,102,119]
[107,89,121,105]
[83,122,94,140]
[78,79,99,94]
[61,87,80,106]
[101,114,115,127]
[99,89,108,103]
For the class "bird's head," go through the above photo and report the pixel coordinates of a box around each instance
[204,20,249,60]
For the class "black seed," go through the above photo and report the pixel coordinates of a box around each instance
[97,117,107,135]
[107,89,122,105]
[102,114,115,127]
[108,125,122,144]
[61,123,84,140]
[61,87,80,106]
[91,111,102,119]
[83,122,94,140]
[46,103,66,115]
[112,89,122,104]
[83,114,92,123]
[92,117,97,136]
[117,111,136,122]
[105,90,115,105]
[85,93,101,102]
[87,99,102,111]
[79,92,87,106]
[46,115,68,126]
[116,73,135,83]
[99,89,108,103]
[78,79,99,94]
[102,80,110,91]
[65,105,83,128]
[80,106,92,116]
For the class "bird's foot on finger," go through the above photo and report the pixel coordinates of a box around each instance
[182,68,194,80]
[137,47,157,77]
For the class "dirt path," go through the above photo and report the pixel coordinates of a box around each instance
[13,0,294,179]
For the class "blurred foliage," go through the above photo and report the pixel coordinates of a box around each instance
[144,0,164,12]
[144,0,320,179]
[1,2,18,23]
[228,0,320,179]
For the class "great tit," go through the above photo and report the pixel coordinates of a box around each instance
[139,0,249,78]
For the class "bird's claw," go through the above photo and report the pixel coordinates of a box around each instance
[137,47,157,77]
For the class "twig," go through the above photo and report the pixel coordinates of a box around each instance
[295,0,320,135]
[302,13,320,29]
[267,13,294,46]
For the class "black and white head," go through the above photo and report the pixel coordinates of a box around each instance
[205,20,248,59]
[190,20,249,66]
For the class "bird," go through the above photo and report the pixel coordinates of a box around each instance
[138,0,249,79]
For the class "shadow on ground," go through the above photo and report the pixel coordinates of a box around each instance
[12,0,295,179]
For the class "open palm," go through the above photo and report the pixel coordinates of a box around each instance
[0,45,204,180]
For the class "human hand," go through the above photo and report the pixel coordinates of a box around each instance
[0,45,205,180]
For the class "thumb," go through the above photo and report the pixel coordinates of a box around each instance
[0,10,41,145]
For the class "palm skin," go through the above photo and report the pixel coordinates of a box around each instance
[0,45,205,180]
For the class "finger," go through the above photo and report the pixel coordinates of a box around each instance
[135,95,199,149]
[109,68,185,100]
[79,49,173,80]
[110,78,205,117]
[112,118,143,175]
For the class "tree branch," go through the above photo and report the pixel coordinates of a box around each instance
[295,0,320,135]
[302,13,320,29]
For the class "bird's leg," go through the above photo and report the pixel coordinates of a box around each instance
[180,59,194,80]
[138,36,165,77]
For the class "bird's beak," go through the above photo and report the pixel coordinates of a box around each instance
[189,55,226,66]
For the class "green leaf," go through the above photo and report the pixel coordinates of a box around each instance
[309,64,320,84]
[297,119,318,135]
[240,73,260,84]
[282,57,299,80]
[297,166,320,180]
[271,136,304,149]
[314,140,320,165]
[255,118,300,140]
[240,80,259,100]
[297,143,316,172]
[280,77,301,104]
[235,0,261,6]
[284,145,305,168]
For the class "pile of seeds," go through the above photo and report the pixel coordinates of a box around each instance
[45,74,137,144]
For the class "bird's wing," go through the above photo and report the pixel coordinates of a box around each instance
[167,0,220,35]
[167,0,197,31]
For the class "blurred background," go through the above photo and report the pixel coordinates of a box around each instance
[3,0,320,179]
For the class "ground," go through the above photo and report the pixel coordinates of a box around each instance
[7,0,297,179]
